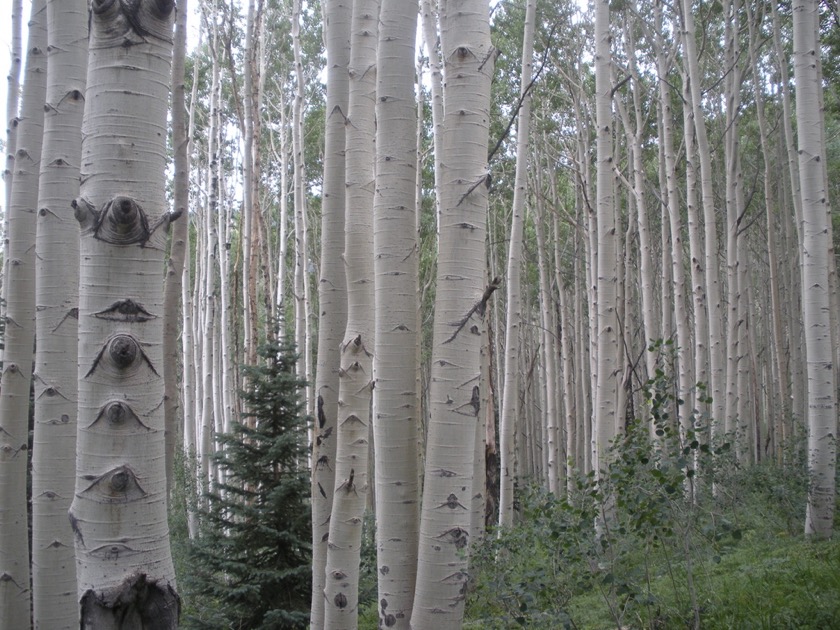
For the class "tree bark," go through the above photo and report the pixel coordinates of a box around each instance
[499,0,536,528]
[322,0,377,626]
[371,0,422,626]
[69,2,179,626]
[163,0,190,503]
[793,0,836,539]
[31,0,87,625]
[411,0,495,624]
[0,3,47,626]
[310,0,351,623]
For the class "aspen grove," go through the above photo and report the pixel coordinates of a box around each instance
[0,0,837,628]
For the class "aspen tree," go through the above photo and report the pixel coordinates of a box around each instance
[499,0,536,528]
[372,0,422,624]
[0,3,47,626]
[745,2,791,463]
[793,0,836,539]
[3,0,22,213]
[311,0,351,622]
[322,0,378,625]
[69,2,179,624]
[163,0,190,500]
[680,0,725,432]
[1,0,23,327]
[411,0,495,624]
[593,0,619,478]
[31,0,87,625]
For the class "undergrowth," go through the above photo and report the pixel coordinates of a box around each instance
[466,370,840,629]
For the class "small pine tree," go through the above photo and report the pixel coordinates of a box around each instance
[184,339,311,629]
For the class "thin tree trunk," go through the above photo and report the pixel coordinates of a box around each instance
[0,3,47,625]
[31,1,87,625]
[593,0,619,482]
[371,0,422,625]
[793,0,836,539]
[322,0,377,626]
[1,0,23,336]
[499,0,536,528]
[163,0,190,502]
[681,0,725,436]
[310,0,351,621]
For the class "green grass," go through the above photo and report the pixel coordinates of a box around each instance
[464,422,840,630]
[562,534,840,630]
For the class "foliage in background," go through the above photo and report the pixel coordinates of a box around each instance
[466,367,840,629]
[180,338,311,629]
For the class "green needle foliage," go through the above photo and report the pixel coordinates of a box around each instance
[183,338,311,629]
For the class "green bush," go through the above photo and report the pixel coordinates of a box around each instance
[467,368,838,629]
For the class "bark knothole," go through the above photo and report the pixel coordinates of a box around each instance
[80,573,180,630]
[334,593,348,609]
[88,401,151,433]
[317,394,327,428]
[439,527,469,550]
[91,0,175,45]
[85,333,159,378]
[441,493,466,510]
[80,465,147,503]
[93,196,152,245]
[316,426,334,446]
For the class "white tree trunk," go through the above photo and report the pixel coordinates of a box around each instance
[310,0,351,622]
[322,0,378,626]
[1,0,23,333]
[69,2,179,625]
[372,0,422,625]
[411,0,495,624]
[31,0,87,625]
[681,0,725,434]
[793,0,836,539]
[0,2,47,625]
[499,0,536,528]
[163,0,190,501]
[593,0,619,479]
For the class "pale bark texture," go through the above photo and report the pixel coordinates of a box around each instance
[793,0,836,539]
[681,0,724,432]
[69,2,179,626]
[0,3,47,626]
[311,0,351,624]
[372,0,420,625]
[411,0,495,625]
[322,0,377,626]
[31,0,87,625]
[163,0,190,502]
[499,0,536,528]
[3,0,23,218]
[1,0,23,323]
[593,0,618,476]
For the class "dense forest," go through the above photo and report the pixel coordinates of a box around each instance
[0,0,838,628]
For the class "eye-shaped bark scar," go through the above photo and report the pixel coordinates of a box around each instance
[89,542,140,561]
[94,299,157,322]
[91,0,175,44]
[86,400,152,433]
[85,333,159,378]
[95,196,152,245]
[73,196,182,246]
[437,526,470,550]
[80,465,147,503]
